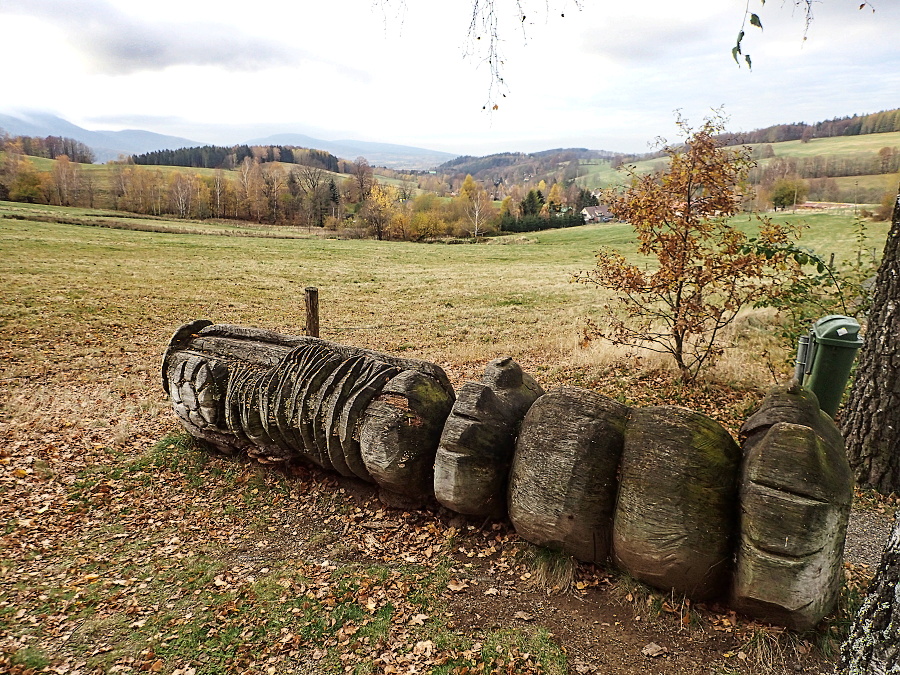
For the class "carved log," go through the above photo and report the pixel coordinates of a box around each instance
[434,357,544,517]
[161,323,857,630]
[359,370,455,508]
[507,387,629,564]
[612,406,740,601]
[732,385,853,630]
[161,322,454,504]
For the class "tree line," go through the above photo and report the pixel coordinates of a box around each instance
[750,149,900,184]
[717,108,900,145]
[131,144,341,173]
[0,130,95,164]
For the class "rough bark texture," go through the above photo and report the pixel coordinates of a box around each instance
[507,387,629,564]
[613,406,741,601]
[434,357,544,517]
[161,322,454,505]
[842,190,900,493]
[841,511,900,674]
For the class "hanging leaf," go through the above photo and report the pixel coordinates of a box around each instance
[749,13,763,29]
[732,31,744,65]
[745,54,752,69]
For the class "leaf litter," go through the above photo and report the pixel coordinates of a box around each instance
[0,272,877,675]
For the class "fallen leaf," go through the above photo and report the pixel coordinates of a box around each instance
[513,611,534,621]
[408,613,428,625]
[413,640,434,656]
[447,579,468,593]
[641,642,667,658]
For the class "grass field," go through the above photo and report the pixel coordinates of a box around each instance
[832,173,900,198]
[0,203,890,674]
[573,131,900,193]
[758,130,900,159]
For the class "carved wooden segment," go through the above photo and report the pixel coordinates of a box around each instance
[161,319,214,397]
[322,357,373,477]
[613,406,740,601]
[481,356,545,413]
[740,384,844,453]
[312,358,365,474]
[257,364,295,460]
[359,369,455,506]
[336,361,402,482]
[243,368,280,461]
[435,384,513,516]
[294,351,343,468]
[507,387,628,564]
[298,356,347,470]
[196,323,454,399]
[731,386,853,630]
[162,321,454,485]
[435,357,545,518]
[276,346,318,455]
[224,363,253,447]
[165,350,244,456]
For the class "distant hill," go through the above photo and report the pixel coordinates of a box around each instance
[718,108,900,145]
[245,133,457,170]
[0,112,458,169]
[438,148,623,187]
[0,112,203,163]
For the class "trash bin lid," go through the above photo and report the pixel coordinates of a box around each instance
[813,314,864,348]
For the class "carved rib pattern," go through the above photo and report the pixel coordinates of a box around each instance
[163,332,409,476]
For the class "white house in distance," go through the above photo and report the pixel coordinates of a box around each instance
[581,205,614,223]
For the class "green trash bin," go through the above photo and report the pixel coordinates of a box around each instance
[802,315,864,418]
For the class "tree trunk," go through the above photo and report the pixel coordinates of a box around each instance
[840,511,900,673]
[841,188,900,493]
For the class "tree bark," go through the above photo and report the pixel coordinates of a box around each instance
[841,188,900,494]
[840,511,900,673]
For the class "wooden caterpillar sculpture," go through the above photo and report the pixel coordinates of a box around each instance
[162,321,852,630]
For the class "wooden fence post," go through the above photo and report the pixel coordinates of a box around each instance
[305,287,319,338]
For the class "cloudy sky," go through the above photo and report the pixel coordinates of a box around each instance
[0,0,896,155]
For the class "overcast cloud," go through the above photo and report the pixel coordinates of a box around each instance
[2,0,301,73]
[0,0,897,155]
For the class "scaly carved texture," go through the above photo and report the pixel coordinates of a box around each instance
[163,330,409,472]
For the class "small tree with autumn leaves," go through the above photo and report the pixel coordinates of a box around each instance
[576,115,800,382]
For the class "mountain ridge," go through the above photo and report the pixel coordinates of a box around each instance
[0,112,459,169]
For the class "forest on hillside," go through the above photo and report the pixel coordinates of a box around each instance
[717,108,900,145]
[131,144,341,173]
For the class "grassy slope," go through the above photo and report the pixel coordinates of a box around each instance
[574,131,900,191]
[759,131,900,158]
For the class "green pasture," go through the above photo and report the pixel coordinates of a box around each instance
[757,130,900,159]
[0,201,887,380]
[572,131,900,192]
[832,173,900,197]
